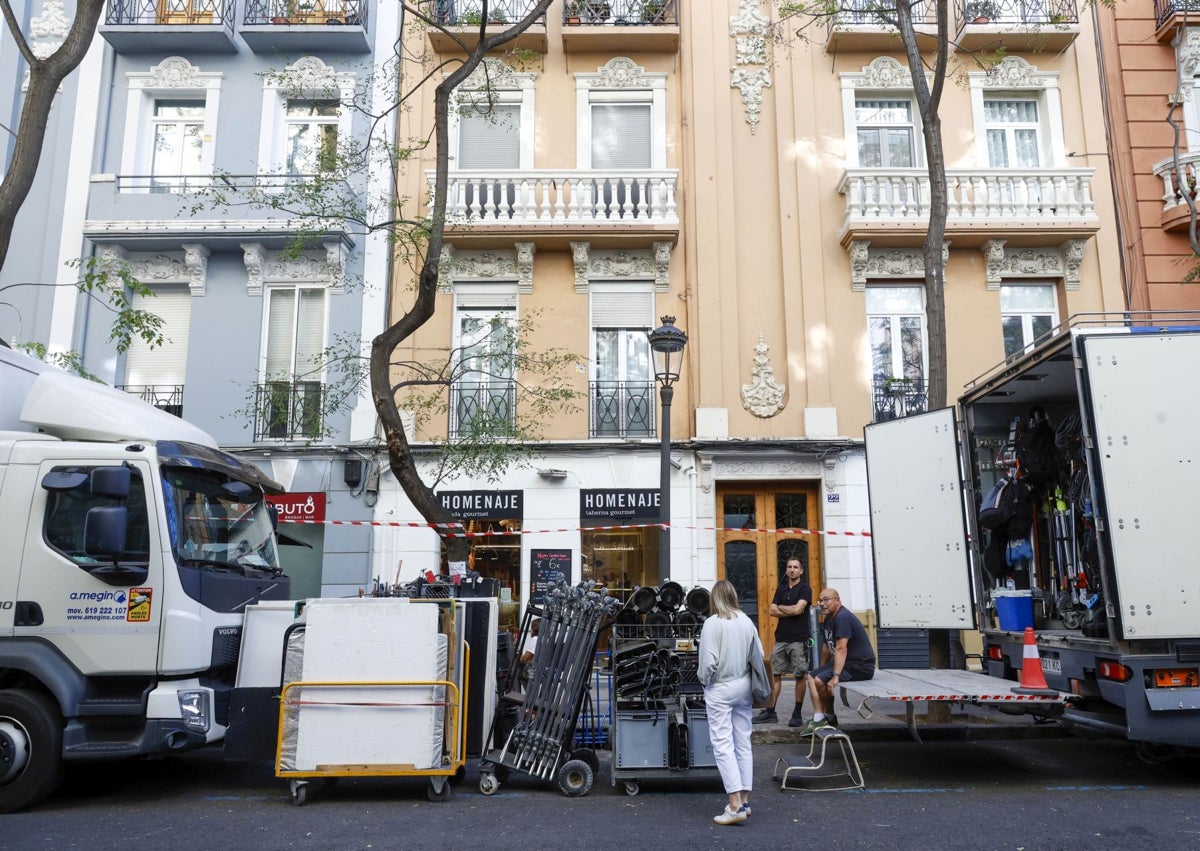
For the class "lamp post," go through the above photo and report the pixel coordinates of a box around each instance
[647,315,687,585]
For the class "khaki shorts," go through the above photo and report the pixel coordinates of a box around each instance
[770,640,811,677]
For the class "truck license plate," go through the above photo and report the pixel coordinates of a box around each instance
[1041,657,1062,675]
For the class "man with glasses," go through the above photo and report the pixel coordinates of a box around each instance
[752,557,812,727]
[800,588,876,735]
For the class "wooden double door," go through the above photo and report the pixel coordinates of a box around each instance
[716,483,823,654]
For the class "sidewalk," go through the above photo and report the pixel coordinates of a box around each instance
[749,674,1068,745]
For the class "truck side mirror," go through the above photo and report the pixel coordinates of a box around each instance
[90,466,131,500]
[84,506,127,557]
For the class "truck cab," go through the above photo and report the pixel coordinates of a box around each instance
[1,349,289,811]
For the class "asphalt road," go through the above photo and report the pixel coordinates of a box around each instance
[4,736,1199,850]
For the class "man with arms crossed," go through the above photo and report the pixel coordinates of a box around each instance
[752,557,813,727]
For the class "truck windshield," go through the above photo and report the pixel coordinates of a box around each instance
[162,467,281,576]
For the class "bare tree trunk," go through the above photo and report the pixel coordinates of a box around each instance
[370,1,556,566]
[0,0,106,269]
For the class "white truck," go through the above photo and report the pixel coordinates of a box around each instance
[0,345,290,811]
[865,314,1200,759]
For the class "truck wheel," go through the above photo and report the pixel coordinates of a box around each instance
[556,758,593,797]
[0,689,64,814]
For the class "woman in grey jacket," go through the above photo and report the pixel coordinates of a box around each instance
[697,579,762,825]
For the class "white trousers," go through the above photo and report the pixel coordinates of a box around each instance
[704,675,754,794]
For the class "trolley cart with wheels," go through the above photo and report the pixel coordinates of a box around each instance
[274,597,468,805]
[609,590,722,796]
[478,579,619,798]
[276,678,465,805]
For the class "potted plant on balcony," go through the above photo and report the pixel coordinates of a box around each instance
[565,0,584,24]
[966,0,999,24]
[460,9,484,25]
[640,0,666,23]
[489,8,508,23]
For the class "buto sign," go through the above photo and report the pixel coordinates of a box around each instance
[266,492,327,524]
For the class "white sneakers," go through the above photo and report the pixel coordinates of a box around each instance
[713,804,748,825]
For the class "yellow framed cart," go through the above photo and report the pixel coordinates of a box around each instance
[275,677,466,805]
[273,597,469,805]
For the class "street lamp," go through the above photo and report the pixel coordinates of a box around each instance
[647,315,687,584]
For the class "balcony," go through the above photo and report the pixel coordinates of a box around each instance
[954,0,1079,51]
[431,169,680,248]
[241,0,370,53]
[589,381,654,438]
[100,0,237,53]
[561,0,680,54]
[872,377,928,423]
[1151,152,1200,232]
[118,384,184,418]
[426,0,548,54]
[450,382,516,438]
[254,381,323,442]
[84,174,356,251]
[1154,0,1200,41]
[837,167,1099,248]
[825,0,939,52]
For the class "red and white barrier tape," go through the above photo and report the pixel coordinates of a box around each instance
[283,519,871,538]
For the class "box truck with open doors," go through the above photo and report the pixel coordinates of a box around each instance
[865,314,1200,760]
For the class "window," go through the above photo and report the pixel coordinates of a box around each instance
[590,287,654,438]
[867,286,928,421]
[1000,284,1057,359]
[122,58,222,192]
[985,99,1041,168]
[855,99,915,168]
[43,466,150,567]
[258,286,326,440]
[452,304,517,437]
[150,100,205,191]
[258,57,355,180]
[591,103,652,170]
[122,286,191,417]
[285,99,340,175]
[457,103,521,169]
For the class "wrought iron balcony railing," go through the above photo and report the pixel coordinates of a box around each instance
[105,0,234,26]
[254,381,323,441]
[449,381,516,438]
[118,384,184,418]
[589,381,654,438]
[956,0,1078,27]
[1155,0,1200,28]
[431,0,547,25]
[432,169,679,225]
[873,377,928,423]
[244,0,367,25]
[561,0,678,25]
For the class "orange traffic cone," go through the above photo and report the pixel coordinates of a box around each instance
[1012,626,1057,695]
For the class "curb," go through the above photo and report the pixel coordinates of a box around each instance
[752,720,1070,745]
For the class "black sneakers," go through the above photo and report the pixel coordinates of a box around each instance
[752,707,778,724]
[787,711,806,728]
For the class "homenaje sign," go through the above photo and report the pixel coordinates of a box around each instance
[579,488,661,526]
[529,549,572,605]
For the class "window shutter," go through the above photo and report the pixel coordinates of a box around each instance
[295,289,326,379]
[591,290,653,328]
[591,104,651,169]
[458,104,520,169]
[265,288,297,379]
[124,288,191,386]
[456,291,517,309]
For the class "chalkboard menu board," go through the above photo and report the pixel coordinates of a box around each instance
[529,549,572,605]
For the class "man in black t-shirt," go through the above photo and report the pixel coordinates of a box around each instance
[800,588,876,735]
[752,557,813,726]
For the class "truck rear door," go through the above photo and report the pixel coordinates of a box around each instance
[865,407,974,629]
[1080,331,1200,640]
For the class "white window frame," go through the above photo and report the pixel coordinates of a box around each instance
[258,284,330,384]
[575,58,667,170]
[865,284,929,383]
[121,57,222,191]
[969,57,1064,168]
[840,57,927,169]
[258,57,356,178]
[588,282,655,385]
[451,283,519,436]
[853,98,918,169]
[983,97,1043,169]
[1000,281,1059,358]
[449,59,536,171]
